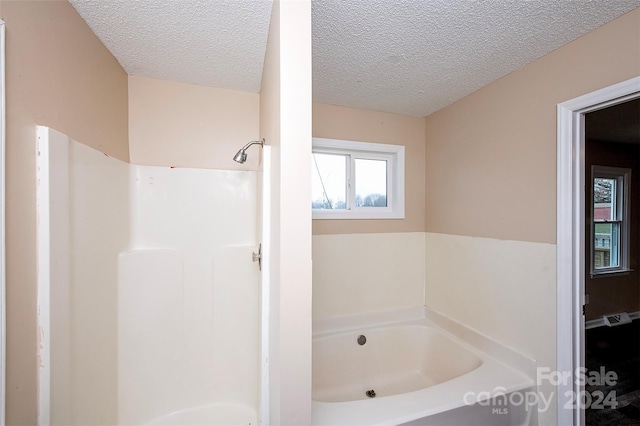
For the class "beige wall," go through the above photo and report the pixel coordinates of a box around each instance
[424,7,640,244]
[128,75,260,170]
[1,1,129,423]
[312,103,425,235]
[2,2,637,424]
[423,8,640,425]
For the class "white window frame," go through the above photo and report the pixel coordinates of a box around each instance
[590,165,631,277]
[312,138,405,220]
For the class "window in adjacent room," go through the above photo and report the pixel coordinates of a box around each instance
[312,138,405,219]
[591,165,631,276]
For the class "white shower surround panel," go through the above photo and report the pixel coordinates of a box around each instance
[37,127,261,426]
[37,127,129,425]
[121,165,260,425]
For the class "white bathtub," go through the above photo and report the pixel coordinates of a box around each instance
[312,307,538,426]
[146,403,257,426]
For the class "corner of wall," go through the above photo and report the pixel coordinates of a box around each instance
[3,1,130,422]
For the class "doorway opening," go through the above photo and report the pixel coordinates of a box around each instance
[583,99,640,425]
[557,76,640,426]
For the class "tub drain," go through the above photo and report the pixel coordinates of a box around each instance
[365,389,376,398]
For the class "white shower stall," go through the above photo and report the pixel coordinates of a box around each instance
[36,126,267,425]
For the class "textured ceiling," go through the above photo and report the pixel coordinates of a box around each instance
[312,0,640,116]
[69,0,273,93]
[70,0,640,117]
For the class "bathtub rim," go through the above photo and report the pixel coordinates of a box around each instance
[144,402,258,426]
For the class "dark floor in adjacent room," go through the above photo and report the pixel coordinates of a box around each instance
[586,319,640,425]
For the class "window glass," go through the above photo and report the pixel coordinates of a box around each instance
[355,159,387,207]
[594,222,619,269]
[593,177,620,270]
[311,138,405,219]
[593,178,616,221]
[591,167,629,275]
[312,153,346,210]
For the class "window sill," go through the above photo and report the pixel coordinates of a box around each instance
[590,269,633,279]
[312,209,405,220]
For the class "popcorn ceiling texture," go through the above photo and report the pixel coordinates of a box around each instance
[312,0,640,116]
[69,0,273,93]
[71,0,639,116]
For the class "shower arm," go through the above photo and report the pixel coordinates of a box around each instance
[240,139,264,152]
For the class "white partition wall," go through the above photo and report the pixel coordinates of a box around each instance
[259,1,313,423]
[37,127,262,425]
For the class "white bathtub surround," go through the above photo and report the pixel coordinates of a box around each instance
[37,128,261,425]
[312,232,425,319]
[311,306,537,426]
[424,232,557,425]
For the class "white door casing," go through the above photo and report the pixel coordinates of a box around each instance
[557,76,640,426]
[0,19,6,426]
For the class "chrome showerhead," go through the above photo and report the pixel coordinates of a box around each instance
[232,139,265,164]
[233,149,247,163]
